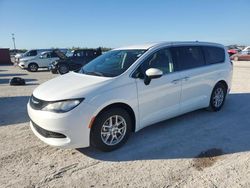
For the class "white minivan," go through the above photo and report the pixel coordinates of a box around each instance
[28,41,233,151]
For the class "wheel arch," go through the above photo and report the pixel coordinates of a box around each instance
[215,80,228,92]
[28,62,39,67]
[93,102,136,132]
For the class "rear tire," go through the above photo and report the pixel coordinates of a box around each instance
[208,83,227,112]
[28,63,38,72]
[58,64,69,75]
[90,108,132,152]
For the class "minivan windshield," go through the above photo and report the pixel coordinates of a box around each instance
[79,49,146,77]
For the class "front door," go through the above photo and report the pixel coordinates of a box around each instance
[134,48,182,129]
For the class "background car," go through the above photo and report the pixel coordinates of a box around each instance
[49,48,102,74]
[19,49,66,72]
[230,52,250,61]
[17,48,68,63]
[16,49,51,63]
[241,46,250,54]
[227,47,241,56]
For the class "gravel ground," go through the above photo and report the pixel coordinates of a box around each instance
[0,62,250,188]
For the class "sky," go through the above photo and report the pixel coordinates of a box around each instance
[0,0,250,49]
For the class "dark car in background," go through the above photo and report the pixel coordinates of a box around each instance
[49,48,102,74]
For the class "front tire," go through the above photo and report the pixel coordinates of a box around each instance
[208,83,227,111]
[58,64,69,75]
[90,108,132,152]
[28,63,38,72]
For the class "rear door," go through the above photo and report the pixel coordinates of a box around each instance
[37,52,59,67]
[170,46,210,113]
[134,48,182,128]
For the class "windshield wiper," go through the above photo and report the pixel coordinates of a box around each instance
[84,71,104,76]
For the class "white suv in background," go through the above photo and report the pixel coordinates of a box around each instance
[16,49,51,63]
[28,41,233,151]
[19,50,65,72]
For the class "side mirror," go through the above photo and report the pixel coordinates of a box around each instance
[144,68,163,85]
[39,55,44,59]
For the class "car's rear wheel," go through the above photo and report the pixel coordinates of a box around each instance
[58,64,69,74]
[208,82,227,111]
[28,63,38,72]
[90,108,132,151]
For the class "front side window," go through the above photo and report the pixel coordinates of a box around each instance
[171,46,205,71]
[136,48,174,78]
[74,51,84,57]
[203,46,225,64]
[79,50,146,77]
[26,50,37,56]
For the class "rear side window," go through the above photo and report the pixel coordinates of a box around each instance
[86,50,95,57]
[171,46,205,71]
[203,46,225,64]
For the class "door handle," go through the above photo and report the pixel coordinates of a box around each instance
[171,77,190,84]
[171,79,181,84]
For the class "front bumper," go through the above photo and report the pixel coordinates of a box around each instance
[18,62,26,69]
[48,64,58,72]
[28,100,96,148]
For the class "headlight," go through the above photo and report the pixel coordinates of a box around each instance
[42,99,83,113]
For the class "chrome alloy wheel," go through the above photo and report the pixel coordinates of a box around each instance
[213,87,224,108]
[101,115,127,146]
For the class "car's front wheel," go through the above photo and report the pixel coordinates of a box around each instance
[28,63,38,72]
[90,108,132,151]
[58,64,69,75]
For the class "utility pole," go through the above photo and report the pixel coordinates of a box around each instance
[11,33,16,50]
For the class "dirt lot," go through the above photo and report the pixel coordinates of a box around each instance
[1,62,250,188]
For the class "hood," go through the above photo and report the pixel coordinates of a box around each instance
[54,49,67,60]
[33,72,112,101]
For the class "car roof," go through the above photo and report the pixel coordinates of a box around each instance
[115,41,224,50]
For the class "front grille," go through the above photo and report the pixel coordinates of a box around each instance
[32,121,66,138]
[30,95,49,110]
